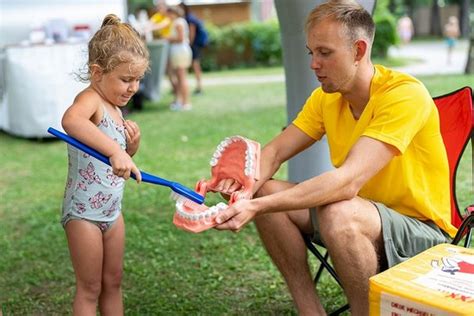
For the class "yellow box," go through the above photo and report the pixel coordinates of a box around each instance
[369,243,474,315]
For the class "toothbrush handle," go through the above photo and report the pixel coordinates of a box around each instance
[140,171,171,186]
[49,127,205,204]
[47,127,139,180]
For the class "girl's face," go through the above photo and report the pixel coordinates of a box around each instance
[94,61,147,107]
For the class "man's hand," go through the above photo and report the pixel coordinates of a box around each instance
[109,150,142,183]
[124,120,141,156]
[214,199,258,232]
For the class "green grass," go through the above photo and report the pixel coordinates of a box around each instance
[0,69,472,315]
[372,56,424,67]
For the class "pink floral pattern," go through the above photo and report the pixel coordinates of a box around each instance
[79,162,101,185]
[89,191,112,209]
[75,202,86,214]
[76,181,87,191]
[103,198,119,217]
[106,168,121,187]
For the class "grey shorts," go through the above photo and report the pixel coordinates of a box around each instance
[61,214,118,233]
[310,201,450,268]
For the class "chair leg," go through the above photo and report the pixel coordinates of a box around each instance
[329,303,351,316]
[451,212,474,246]
[462,227,473,248]
[303,235,350,315]
[314,250,329,283]
[303,235,343,287]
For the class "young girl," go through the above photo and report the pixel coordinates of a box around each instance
[61,14,149,314]
[166,5,192,111]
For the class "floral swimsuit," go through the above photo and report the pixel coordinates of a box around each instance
[61,107,126,232]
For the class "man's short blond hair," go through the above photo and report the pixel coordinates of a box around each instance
[305,0,375,45]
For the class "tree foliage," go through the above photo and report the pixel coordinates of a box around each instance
[373,0,398,58]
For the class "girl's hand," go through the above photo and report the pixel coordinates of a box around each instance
[124,120,141,156]
[109,150,142,183]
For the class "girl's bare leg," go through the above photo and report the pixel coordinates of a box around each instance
[66,220,104,316]
[99,214,125,316]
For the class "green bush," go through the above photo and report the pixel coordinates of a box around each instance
[372,0,398,58]
[201,20,282,71]
[200,5,398,70]
[246,20,282,66]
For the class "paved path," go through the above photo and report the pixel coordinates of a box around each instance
[388,39,469,76]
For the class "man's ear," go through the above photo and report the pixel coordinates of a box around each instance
[90,64,103,81]
[354,39,369,62]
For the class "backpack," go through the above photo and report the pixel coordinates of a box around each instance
[194,20,208,47]
[187,13,208,47]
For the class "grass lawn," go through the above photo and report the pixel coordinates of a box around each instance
[0,69,472,315]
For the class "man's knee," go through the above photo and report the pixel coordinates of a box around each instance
[317,199,373,241]
[254,208,286,229]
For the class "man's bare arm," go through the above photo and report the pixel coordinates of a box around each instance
[215,136,398,230]
[211,124,315,194]
[253,124,316,193]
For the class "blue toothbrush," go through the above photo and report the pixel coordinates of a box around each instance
[48,127,204,204]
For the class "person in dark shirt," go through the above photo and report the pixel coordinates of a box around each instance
[180,2,208,95]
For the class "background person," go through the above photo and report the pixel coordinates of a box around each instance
[60,14,148,314]
[212,0,455,314]
[149,0,179,98]
[397,14,414,45]
[444,15,460,65]
[179,1,209,95]
[149,0,171,39]
[165,5,192,111]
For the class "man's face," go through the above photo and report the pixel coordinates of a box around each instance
[306,18,358,94]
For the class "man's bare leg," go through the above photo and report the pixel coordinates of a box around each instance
[254,180,326,315]
[317,198,385,315]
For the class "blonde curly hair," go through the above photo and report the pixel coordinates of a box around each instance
[80,14,149,81]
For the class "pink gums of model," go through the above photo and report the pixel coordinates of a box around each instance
[173,136,261,233]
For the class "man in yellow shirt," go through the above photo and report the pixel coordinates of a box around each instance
[213,0,455,314]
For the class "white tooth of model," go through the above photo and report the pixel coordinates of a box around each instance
[245,159,252,168]
[210,157,218,166]
[217,202,227,209]
[245,167,252,176]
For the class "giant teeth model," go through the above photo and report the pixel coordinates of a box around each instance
[173,136,261,233]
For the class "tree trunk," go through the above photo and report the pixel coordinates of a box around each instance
[430,0,442,36]
[465,36,474,74]
[459,0,470,38]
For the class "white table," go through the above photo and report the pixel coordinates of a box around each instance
[0,42,87,138]
[0,40,169,138]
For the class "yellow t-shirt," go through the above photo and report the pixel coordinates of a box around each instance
[150,13,171,38]
[293,65,456,237]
